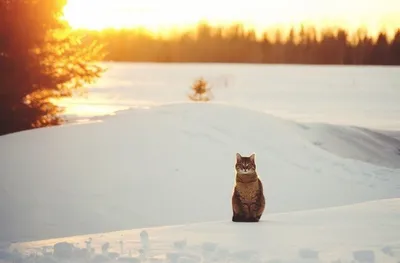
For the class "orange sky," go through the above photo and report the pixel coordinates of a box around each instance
[63,0,400,37]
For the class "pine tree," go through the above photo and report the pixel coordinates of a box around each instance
[0,0,105,135]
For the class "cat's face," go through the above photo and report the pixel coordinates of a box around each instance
[235,153,256,174]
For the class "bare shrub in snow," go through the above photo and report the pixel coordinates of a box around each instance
[188,78,213,101]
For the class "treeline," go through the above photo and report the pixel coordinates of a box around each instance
[78,23,400,65]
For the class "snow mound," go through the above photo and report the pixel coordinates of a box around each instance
[9,198,400,263]
[380,130,400,141]
[1,102,399,243]
[297,123,400,169]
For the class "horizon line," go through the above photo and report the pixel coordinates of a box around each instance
[65,20,400,41]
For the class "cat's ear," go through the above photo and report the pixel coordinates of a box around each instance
[236,153,242,162]
[249,153,255,163]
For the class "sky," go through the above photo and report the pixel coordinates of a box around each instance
[63,0,400,37]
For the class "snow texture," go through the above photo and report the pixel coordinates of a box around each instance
[1,63,400,263]
[58,62,400,131]
[5,199,400,263]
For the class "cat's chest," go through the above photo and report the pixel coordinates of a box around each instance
[236,181,259,201]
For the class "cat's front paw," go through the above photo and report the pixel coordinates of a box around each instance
[232,214,246,222]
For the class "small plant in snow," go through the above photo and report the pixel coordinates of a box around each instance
[188,77,213,102]
[119,240,124,255]
[85,238,92,251]
[101,242,110,255]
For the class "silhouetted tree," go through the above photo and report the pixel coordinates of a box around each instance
[0,0,105,135]
[369,32,390,64]
[390,30,400,65]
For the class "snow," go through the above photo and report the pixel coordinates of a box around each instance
[58,62,400,131]
[6,198,400,263]
[297,123,400,169]
[1,63,400,262]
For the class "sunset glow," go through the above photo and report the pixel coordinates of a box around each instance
[63,0,400,37]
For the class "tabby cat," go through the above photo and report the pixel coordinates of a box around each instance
[231,153,265,222]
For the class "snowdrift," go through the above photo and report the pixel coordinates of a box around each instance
[10,198,400,263]
[297,123,400,169]
[1,103,399,243]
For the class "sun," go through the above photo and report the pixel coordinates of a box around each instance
[62,0,400,38]
[62,0,319,34]
[63,0,235,33]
